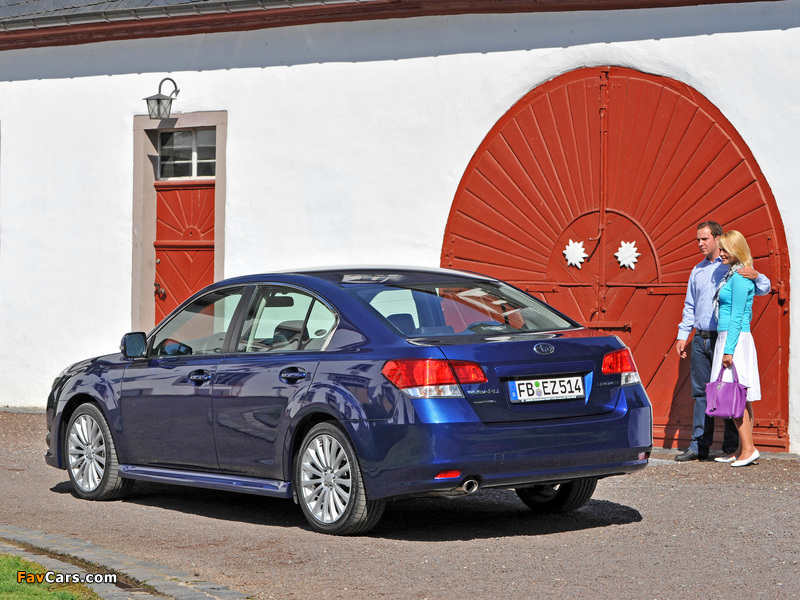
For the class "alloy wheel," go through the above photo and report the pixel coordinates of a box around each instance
[68,413,107,493]
[298,433,352,524]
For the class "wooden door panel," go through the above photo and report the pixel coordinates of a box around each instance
[154,181,215,323]
[442,66,790,450]
[464,167,554,259]
[539,287,599,329]
[155,249,214,320]
[602,213,658,284]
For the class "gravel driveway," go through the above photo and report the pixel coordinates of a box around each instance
[2,410,798,599]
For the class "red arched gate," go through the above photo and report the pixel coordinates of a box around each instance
[441,67,790,451]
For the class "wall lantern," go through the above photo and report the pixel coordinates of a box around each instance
[144,77,180,119]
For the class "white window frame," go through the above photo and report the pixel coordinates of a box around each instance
[157,127,216,180]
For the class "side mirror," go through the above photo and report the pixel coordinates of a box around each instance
[120,332,148,358]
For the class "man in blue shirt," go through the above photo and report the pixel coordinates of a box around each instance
[674,221,771,461]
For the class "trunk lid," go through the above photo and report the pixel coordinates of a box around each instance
[427,330,626,424]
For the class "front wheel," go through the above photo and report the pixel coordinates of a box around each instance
[295,422,385,535]
[515,477,597,514]
[66,403,133,501]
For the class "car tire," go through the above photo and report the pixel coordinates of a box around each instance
[515,477,598,514]
[295,422,385,535]
[65,403,133,501]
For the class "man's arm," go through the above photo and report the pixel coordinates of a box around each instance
[675,269,697,358]
[738,266,771,296]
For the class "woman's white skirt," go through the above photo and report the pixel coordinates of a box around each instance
[710,331,761,402]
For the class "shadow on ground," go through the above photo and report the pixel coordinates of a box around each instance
[52,480,641,542]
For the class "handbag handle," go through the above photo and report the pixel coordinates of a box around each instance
[714,361,739,384]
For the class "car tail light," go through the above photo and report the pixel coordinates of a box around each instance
[602,348,640,385]
[435,469,463,480]
[450,361,488,384]
[382,359,487,398]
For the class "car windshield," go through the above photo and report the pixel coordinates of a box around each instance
[347,278,577,337]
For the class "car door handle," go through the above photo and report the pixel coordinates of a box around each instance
[188,370,213,385]
[280,367,307,384]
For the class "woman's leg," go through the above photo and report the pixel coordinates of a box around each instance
[734,402,757,460]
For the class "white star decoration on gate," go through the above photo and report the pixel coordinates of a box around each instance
[563,239,588,269]
[615,241,641,269]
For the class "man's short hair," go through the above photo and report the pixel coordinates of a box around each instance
[697,220,723,237]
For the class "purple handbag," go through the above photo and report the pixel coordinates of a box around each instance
[705,362,747,419]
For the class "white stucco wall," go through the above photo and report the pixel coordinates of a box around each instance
[0,1,798,450]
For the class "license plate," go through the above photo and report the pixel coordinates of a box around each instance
[508,375,585,403]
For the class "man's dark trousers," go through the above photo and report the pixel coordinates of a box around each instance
[690,333,739,456]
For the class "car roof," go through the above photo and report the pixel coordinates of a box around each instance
[214,266,498,288]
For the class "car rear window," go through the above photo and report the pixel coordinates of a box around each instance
[348,279,576,337]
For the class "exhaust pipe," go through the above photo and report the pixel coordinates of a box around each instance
[455,478,479,495]
[422,477,481,498]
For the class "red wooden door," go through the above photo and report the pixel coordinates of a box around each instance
[441,67,790,450]
[154,180,215,323]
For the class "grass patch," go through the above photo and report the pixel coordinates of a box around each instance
[0,553,102,600]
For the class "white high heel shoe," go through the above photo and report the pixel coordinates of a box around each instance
[731,450,760,467]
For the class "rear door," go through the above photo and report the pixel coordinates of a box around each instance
[212,285,337,480]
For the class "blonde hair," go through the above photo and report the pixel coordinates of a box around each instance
[718,230,753,268]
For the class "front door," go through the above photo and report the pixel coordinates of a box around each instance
[120,286,245,469]
[442,67,790,450]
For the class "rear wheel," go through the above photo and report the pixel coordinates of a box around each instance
[515,477,597,514]
[295,422,385,535]
[66,404,133,500]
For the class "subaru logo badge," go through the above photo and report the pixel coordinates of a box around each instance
[534,343,555,355]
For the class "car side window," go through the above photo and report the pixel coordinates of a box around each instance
[151,287,245,357]
[305,298,337,350]
[237,286,336,353]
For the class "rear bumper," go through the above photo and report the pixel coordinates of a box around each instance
[347,385,652,501]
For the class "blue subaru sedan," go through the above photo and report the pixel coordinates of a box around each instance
[45,268,652,535]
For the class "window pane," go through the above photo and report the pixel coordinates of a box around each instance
[350,280,575,337]
[196,162,216,177]
[159,128,216,180]
[151,288,244,356]
[196,129,216,146]
[238,287,315,353]
[163,131,192,148]
[160,162,192,179]
[369,289,419,331]
[196,147,216,161]
[162,148,192,162]
[305,301,337,350]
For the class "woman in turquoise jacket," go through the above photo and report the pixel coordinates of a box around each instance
[712,230,761,467]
